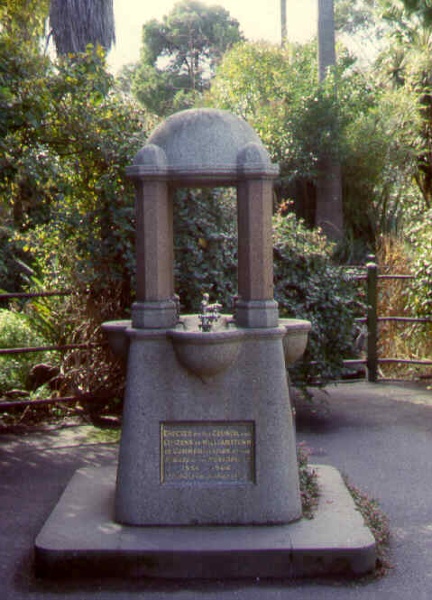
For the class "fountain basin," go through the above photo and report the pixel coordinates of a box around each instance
[102,320,131,362]
[102,316,311,372]
[168,315,242,378]
[279,318,311,365]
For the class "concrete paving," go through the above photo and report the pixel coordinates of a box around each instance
[2,380,432,598]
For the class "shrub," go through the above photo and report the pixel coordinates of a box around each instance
[273,205,360,388]
[173,188,237,312]
[175,197,361,389]
[0,47,152,406]
[175,194,362,389]
[0,309,53,393]
[373,235,432,379]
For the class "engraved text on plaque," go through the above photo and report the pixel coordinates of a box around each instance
[161,421,255,483]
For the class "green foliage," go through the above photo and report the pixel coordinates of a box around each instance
[0,29,51,176]
[0,36,155,403]
[208,40,422,247]
[2,45,154,302]
[335,0,378,34]
[344,476,391,574]
[130,0,243,116]
[174,191,360,387]
[207,42,323,182]
[173,189,360,387]
[0,0,49,43]
[376,1,432,208]
[387,0,432,27]
[0,227,29,292]
[273,206,360,386]
[173,188,237,312]
[342,84,421,242]
[0,308,51,393]
[141,0,242,77]
[406,212,432,318]
[297,442,320,519]
[369,1,432,343]
[0,14,55,286]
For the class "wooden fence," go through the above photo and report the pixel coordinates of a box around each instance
[351,257,432,382]
[0,263,431,412]
[0,290,106,412]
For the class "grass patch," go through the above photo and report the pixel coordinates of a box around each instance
[298,442,391,578]
[297,442,320,519]
[344,476,391,577]
[84,426,121,445]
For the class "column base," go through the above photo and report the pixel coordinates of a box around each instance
[235,299,279,328]
[131,300,177,329]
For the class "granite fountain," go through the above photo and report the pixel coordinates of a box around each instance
[35,108,376,579]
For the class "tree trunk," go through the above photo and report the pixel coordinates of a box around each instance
[316,0,344,240]
[49,0,115,55]
[318,0,336,82]
[315,157,344,239]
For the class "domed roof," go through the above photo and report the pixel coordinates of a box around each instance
[127,109,278,185]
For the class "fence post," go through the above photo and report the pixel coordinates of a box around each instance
[366,255,378,382]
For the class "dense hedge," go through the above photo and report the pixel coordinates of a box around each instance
[273,204,360,387]
[174,190,360,388]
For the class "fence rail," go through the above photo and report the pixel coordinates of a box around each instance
[0,343,100,356]
[361,257,432,382]
[0,268,431,413]
[0,393,105,411]
[0,290,108,413]
[0,291,72,301]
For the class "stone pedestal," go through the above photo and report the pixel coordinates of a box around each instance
[115,325,301,526]
[114,109,302,526]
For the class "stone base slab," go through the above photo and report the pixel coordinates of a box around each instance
[34,464,376,579]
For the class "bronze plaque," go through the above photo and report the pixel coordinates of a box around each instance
[160,421,255,483]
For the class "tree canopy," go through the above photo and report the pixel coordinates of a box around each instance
[398,0,432,26]
[0,0,49,43]
[206,39,420,248]
[129,0,243,115]
[375,0,432,207]
[335,0,377,34]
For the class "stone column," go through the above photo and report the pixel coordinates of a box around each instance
[235,144,279,328]
[127,145,177,329]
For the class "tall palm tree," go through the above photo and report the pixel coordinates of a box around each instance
[49,0,115,55]
[315,0,343,240]
[318,0,336,82]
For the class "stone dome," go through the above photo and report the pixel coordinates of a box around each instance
[127,108,279,186]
